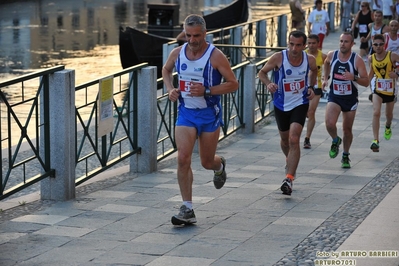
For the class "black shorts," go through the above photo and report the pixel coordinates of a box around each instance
[274,104,309,132]
[373,91,395,103]
[328,95,358,112]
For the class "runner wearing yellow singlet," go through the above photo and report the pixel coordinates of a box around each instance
[303,34,327,149]
[368,34,399,152]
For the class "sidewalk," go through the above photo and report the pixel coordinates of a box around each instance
[1,30,399,266]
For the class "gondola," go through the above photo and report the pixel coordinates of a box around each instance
[119,0,249,78]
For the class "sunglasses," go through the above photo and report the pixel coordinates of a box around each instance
[361,5,367,7]
[372,43,384,47]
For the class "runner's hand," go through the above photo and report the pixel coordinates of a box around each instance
[307,88,315,100]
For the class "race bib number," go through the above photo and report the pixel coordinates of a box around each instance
[376,78,394,94]
[179,75,204,98]
[333,80,352,95]
[283,78,305,94]
[359,24,368,33]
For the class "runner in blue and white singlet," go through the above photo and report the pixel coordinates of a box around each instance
[273,49,311,111]
[258,30,318,196]
[176,42,221,110]
[163,14,238,226]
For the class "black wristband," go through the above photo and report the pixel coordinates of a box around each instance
[308,86,314,90]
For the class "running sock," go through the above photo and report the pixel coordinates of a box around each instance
[183,201,192,210]
[286,174,295,180]
[333,136,340,143]
[215,159,224,174]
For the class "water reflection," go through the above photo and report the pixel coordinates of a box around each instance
[0,0,313,77]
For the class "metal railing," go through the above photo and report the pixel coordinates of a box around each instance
[74,64,147,186]
[156,77,177,161]
[0,66,64,200]
[155,62,247,161]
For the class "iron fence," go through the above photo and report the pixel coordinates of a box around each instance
[74,64,146,186]
[0,66,64,200]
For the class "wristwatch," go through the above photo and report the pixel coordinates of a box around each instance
[204,87,211,96]
[353,76,358,81]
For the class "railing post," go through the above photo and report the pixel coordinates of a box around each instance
[41,69,76,201]
[130,66,157,173]
[256,20,267,58]
[233,26,243,65]
[328,2,336,32]
[243,64,256,134]
[278,15,287,47]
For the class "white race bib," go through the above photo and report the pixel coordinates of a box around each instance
[376,78,394,94]
[359,24,368,33]
[282,78,305,94]
[179,75,204,98]
[333,80,352,95]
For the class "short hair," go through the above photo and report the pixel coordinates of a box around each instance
[184,14,206,31]
[373,34,385,42]
[374,10,383,16]
[308,34,320,43]
[315,0,322,5]
[289,30,307,45]
[341,31,355,41]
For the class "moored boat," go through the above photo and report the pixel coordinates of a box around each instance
[119,0,249,77]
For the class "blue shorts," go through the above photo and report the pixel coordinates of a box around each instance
[176,104,223,135]
[328,95,358,112]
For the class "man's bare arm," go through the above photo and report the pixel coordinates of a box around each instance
[354,55,370,87]
[162,47,181,102]
[322,51,333,89]
[308,54,318,87]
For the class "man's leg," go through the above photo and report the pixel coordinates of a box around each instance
[279,130,290,159]
[385,101,395,128]
[198,127,221,171]
[340,109,356,168]
[325,102,341,140]
[342,110,357,154]
[372,94,383,141]
[318,33,325,49]
[286,122,304,177]
[325,102,342,158]
[198,127,227,189]
[175,125,197,201]
[384,100,395,140]
[172,126,198,225]
[279,122,303,196]
[305,94,321,147]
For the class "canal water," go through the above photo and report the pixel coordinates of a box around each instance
[0,0,314,86]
